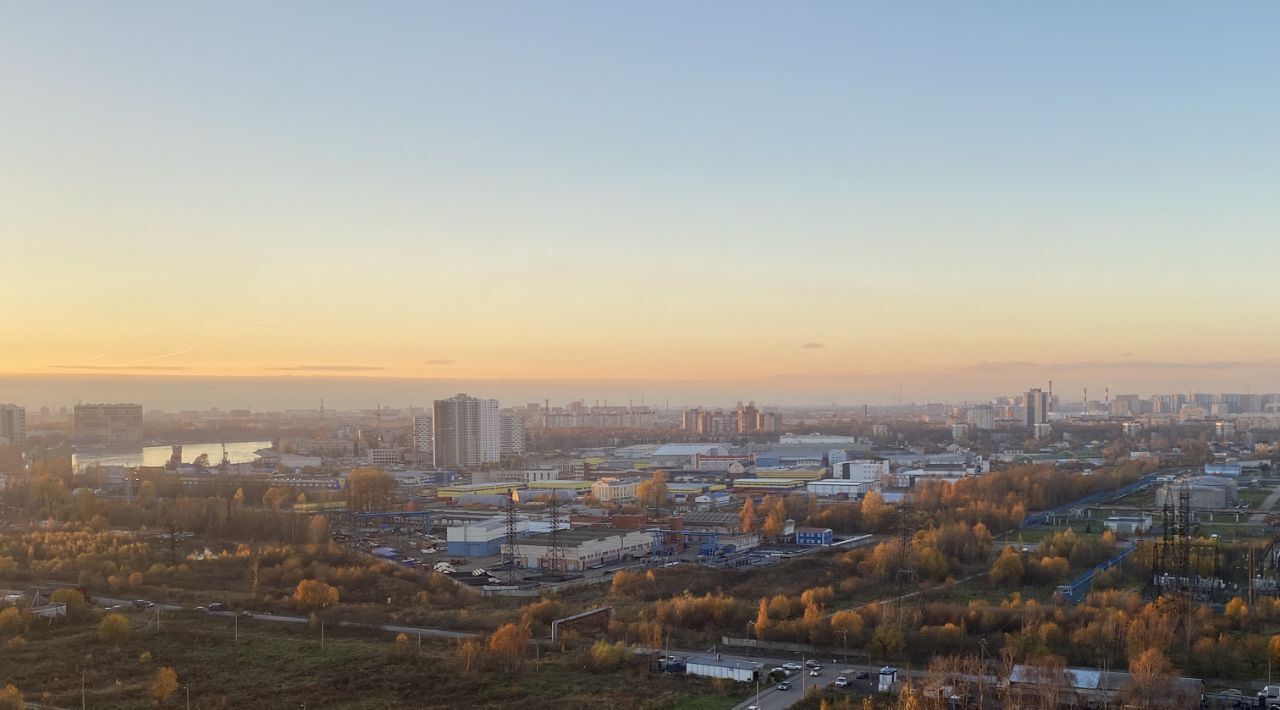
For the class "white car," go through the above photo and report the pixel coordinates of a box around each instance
[835,677,849,688]
[810,669,821,677]
[783,662,802,671]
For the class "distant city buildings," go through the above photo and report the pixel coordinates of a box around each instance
[0,404,26,446]
[433,394,500,469]
[412,413,433,465]
[500,409,526,457]
[1025,388,1049,427]
[680,401,782,435]
[965,404,995,430]
[73,403,143,445]
[522,401,656,428]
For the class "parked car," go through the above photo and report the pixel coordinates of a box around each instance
[810,669,821,677]
[835,677,849,688]
[206,603,228,612]
[805,659,819,668]
[783,662,802,671]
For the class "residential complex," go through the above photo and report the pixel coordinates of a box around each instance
[432,394,500,469]
[0,404,25,446]
[73,403,143,445]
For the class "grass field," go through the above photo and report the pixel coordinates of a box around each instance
[0,611,739,710]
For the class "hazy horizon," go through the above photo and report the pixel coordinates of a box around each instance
[4,367,1278,412]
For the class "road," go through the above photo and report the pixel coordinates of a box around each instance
[1250,483,1280,523]
[90,596,478,639]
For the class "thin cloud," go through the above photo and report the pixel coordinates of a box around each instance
[48,364,190,371]
[425,359,455,366]
[967,359,1280,372]
[269,365,386,372]
[800,342,824,350]
[123,348,192,366]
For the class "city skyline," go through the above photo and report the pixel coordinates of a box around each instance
[4,3,1279,393]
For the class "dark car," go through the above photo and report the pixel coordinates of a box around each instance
[206,603,228,612]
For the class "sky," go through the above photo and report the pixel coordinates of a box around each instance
[3,2,1279,408]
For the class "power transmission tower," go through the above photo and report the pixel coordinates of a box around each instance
[545,491,566,576]
[505,489,521,584]
[893,505,918,621]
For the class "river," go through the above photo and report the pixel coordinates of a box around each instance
[72,440,273,469]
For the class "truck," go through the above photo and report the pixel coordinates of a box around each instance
[1259,685,1280,707]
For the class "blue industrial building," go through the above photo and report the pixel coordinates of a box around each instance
[795,527,833,546]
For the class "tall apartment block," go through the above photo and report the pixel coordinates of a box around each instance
[74,403,143,445]
[432,394,500,469]
[0,404,25,446]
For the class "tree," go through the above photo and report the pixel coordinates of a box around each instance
[637,470,669,512]
[871,622,905,658]
[348,468,395,512]
[262,486,291,510]
[457,639,484,673]
[99,612,130,647]
[487,622,530,672]
[1224,596,1249,627]
[990,546,1025,588]
[0,607,26,637]
[739,497,757,533]
[191,453,211,468]
[0,683,23,710]
[830,610,865,645]
[1268,635,1280,673]
[860,491,890,531]
[292,579,338,613]
[51,587,90,621]
[1126,648,1175,709]
[588,639,627,670]
[761,496,787,539]
[389,632,414,659]
[149,667,178,705]
[138,480,157,506]
[308,514,329,545]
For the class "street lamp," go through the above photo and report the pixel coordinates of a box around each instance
[841,629,848,666]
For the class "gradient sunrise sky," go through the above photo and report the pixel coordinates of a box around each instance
[3,2,1279,405]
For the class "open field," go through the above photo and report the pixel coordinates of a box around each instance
[0,610,739,710]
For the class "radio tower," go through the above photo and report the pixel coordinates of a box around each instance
[505,489,521,584]
[545,491,567,575]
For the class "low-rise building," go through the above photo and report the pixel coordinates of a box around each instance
[503,528,652,571]
[473,467,560,484]
[796,527,833,546]
[1103,515,1152,535]
[835,459,889,480]
[807,478,877,499]
[684,655,762,683]
[591,477,639,503]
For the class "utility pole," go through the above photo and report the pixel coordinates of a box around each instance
[321,619,325,651]
[81,668,86,710]
[185,683,190,710]
[234,612,239,642]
